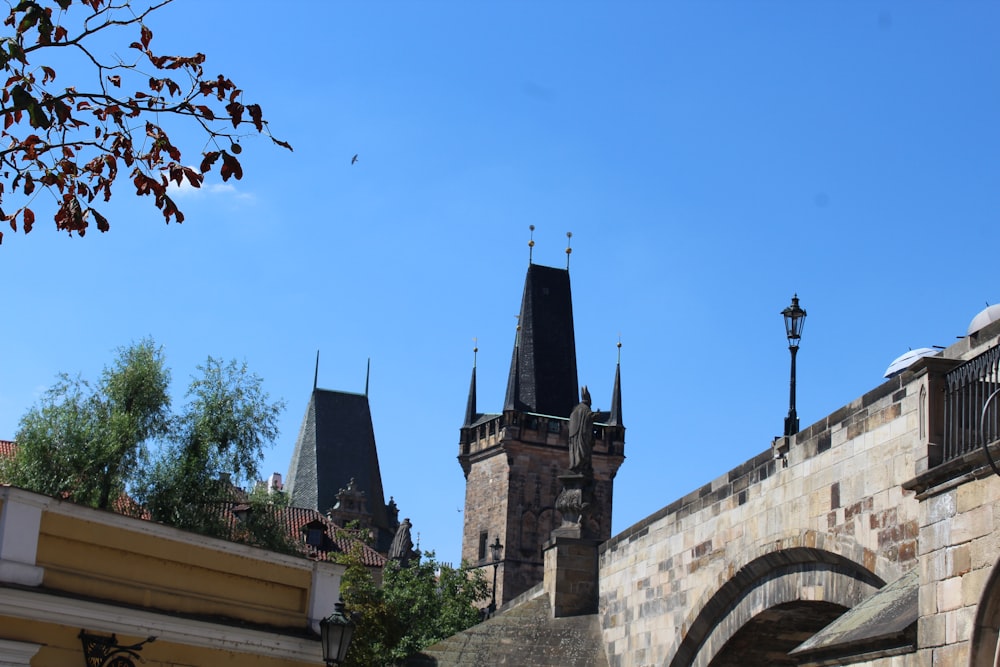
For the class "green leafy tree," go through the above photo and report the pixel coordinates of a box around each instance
[0,0,290,243]
[2,341,291,553]
[1,338,169,510]
[338,538,489,667]
[134,356,285,539]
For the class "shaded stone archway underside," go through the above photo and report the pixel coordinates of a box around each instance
[671,548,885,667]
[708,601,847,666]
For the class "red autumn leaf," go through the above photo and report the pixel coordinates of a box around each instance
[23,207,34,233]
[225,101,243,129]
[200,151,220,173]
[90,208,109,232]
[219,150,242,182]
[140,24,152,50]
[183,167,202,188]
[247,103,263,131]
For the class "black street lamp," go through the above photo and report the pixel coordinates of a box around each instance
[782,294,807,436]
[488,536,503,616]
[320,598,356,666]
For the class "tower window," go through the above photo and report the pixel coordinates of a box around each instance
[478,531,488,561]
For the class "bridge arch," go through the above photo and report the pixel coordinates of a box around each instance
[668,546,885,667]
[969,553,1000,667]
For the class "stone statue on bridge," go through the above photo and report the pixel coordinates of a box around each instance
[568,386,595,474]
[388,517,418,567]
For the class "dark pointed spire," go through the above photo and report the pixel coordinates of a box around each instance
[504,263,579,417]
[503,320,521,411]
[608,340,623,427]
[464,342,478,426]
[314,350,320,391]
[365,357,370,397]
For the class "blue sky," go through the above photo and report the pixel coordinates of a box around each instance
[1,1,998,564]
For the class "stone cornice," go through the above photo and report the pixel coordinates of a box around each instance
[0,586,321,663]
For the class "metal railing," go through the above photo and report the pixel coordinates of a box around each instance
[944,344,1000,463]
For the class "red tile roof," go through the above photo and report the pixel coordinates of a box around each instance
[0,440,15,458]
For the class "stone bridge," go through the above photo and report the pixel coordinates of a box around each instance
[419,317,1000,666]
[599,370,924,666]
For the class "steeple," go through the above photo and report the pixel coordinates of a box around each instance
[503,263,579,417]
[608,354,623,427]
[464,345,478,427]
[503,322,521,412]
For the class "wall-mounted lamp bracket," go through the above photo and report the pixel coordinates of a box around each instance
[79,631,156,667]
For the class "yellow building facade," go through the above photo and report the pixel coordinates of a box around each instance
[0,485,344,666]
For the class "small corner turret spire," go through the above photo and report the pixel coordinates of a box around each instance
[565,231,573,270]
[528,225,536,264]
[608,337,623,427]
[504,318,522,411]
[313,350,320,392]
[464,339,478,427]
[365,357,371,397]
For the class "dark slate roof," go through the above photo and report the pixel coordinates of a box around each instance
[467,413,501,429]
[286,389,390,534]
[503,264,580,418]
[790,569,918,662]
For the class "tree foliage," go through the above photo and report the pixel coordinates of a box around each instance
[338,540,489,667]
[1,340,290,551]
[1,337,169,509]
[0,0,289,243]
[134,356,285,539]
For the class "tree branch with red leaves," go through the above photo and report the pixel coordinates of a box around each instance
[0,0,290,243]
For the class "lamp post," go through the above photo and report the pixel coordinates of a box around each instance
[488,536,503,616]
[320,598,356,666]
[782,294,807,436]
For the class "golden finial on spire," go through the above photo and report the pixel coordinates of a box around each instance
[617,334,622,363]
[566,231,573,269]
[528,225,535,264]
[473,337,478,368]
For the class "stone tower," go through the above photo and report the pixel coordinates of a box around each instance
[286,381,399,552]
[459,262,625,606]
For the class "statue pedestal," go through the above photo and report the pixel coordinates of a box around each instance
[543,534,600,618]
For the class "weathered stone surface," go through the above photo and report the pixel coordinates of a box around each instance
[408,590,609,667]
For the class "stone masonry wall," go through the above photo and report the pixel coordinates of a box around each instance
[599,369,928,667]
[461,451,511,603]
[911,467,1000,665]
